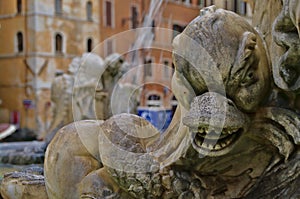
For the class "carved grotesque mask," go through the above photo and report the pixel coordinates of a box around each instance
[172,8,272,156]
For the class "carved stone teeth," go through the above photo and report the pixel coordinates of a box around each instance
[220,142,227,147]
[203,142,209,148]
[229,129,238,134]
[222,128,241,135]
[201,142,214,150]
[230,128,240,134]
[198,128,204,134]
[198,127,210,135]
[224,129,232,135]
[208,144,214,150]
[224,138,231,146]
[221,130,227,135]
[214,144,222,150]
[196,139,202,147]
[204,127,209,133]
[195,127,239,150]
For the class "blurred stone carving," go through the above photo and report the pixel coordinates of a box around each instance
[99,53,127,119]
[272,0,300,110]
[109,83,141,116]
[94,53,139,120]
[40,53,105,142]
[72,53,105,120]
[252,0,300,111]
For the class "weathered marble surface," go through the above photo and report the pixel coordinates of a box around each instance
[253,0,300,111]
[1,5,300,199]
[0,167,47,199]
[42,7,299,199]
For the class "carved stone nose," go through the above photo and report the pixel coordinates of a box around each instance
[182,92,249,130]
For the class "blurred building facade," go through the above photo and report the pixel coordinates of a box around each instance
[0,0,251,134]
[98,0,252,110]
[0,0,100,132]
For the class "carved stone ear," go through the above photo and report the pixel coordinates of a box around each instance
[237,32,257,63]
[230,32,257,77]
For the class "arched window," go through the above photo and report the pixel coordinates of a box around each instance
[197,0,200,6]
[131,6,138,29]
[233,0,238,12]
[86,1,93,21]
[55,33,63,53]
[17,32,23,52]
[198,0,206,7]
[17,0,22,14]
[87,38,93,52]
[147,94,161,107]
[55,0,62,15]
[144,58,153,76]
[240,1,247,15]
[163,60,170,78]
[148,95,160,101]
[105,1,113,27]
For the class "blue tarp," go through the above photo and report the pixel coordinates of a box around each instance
[137,107,173,132]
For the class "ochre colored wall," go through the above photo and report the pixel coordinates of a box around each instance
[0,0,100,134]
[0,17,25,54]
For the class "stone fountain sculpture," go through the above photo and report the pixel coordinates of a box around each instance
[43,7,300,199]
[97,53,128,119]
[38,56,80,141]
[94,53,140,120]
[40,53,105,142]
[1,5,300,199]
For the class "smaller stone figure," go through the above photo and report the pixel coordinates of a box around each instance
[72,53,105,121]
[109,83,141,115]
[41,53,105,142]
[99,53,127,119]
[39,57,81,141]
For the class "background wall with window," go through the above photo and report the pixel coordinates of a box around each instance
[0,0,252,132]
[0,0,101,131]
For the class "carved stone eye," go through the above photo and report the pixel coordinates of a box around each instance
[240,70,256,87]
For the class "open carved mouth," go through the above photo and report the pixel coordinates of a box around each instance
[191,126,243,156]
[182,92,249,156]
